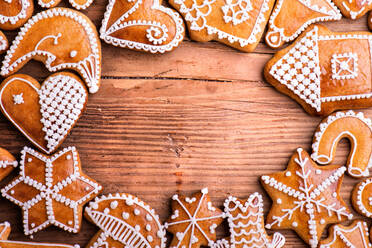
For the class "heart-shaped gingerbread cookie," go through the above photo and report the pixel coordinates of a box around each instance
[0,72,88,154]
[100,0,185,53]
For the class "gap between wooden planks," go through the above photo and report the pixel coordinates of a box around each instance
[0,1,370,247]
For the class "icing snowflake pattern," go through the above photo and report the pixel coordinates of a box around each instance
[261,148,352,248]
[39,74,86,153]
[331,53,358,80]
[165,188,225,248]
[1,146,102,235]
[221,0,252,25]
[12,93,24,105]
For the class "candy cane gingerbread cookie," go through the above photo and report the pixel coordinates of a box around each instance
[100,0,185,53]
[1,8,102,94]
[0,73,88,154]
[0,0,33,30]
[261,148,352,248]
[265,0,341,48]
[1,146,103,236]
[0,222,80,247]
[165,188,225,248]
[311,111,372,177]
[169,0,275,52]
[265,24,372,116]
[85,193,167,248]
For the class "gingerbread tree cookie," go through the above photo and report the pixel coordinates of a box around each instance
[319,220,371,247]
[265,24,372,116]
[1,146,103,236]
[165,188,225,248]
[261,148,352,248]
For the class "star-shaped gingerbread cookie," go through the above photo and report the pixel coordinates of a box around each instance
[261,148,352,248]
[165,188,225,248]
[1,146,103,236]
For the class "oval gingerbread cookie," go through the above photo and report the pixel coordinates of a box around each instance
[0,0,33,30]
[312,110,372,177]
[352,177,372,218]
[1,8,102,94]
[85,193,166,248]
[265,24,372,116]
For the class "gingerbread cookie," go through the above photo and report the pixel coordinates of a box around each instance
[352,177,372,218]
[223,193,285,248]
[38,0,94,10]
[0,31,8,53]
[312,110,372,177]
[100,0,185,53]
[265,24,372,116]
[168,0,275,52]
[261,148,353,248]
[0,73,88,154]
[0,147,17,182]
[85,193,166,248]
[1,146,103,236]
[165,188,225,248]
[265,0,341,48]
[0,222,80,247]
[333,0,372,19]
[1,8,102,94]
[319,220,371,248]
[0,0,33,30]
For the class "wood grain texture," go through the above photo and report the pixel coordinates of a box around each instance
[0,2,369,247]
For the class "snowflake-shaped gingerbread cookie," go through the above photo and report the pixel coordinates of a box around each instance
[261,148,352,248]
[165,188,225,248]
[1,146,103,236]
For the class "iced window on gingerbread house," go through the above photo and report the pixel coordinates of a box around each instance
[331,53,358,80]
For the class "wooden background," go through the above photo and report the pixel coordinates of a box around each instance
[0,2,370,247]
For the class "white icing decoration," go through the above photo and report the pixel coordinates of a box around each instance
[110,200,118,209]
[100,0,184,53]
[0,160,17,168]
[222,193,286,248]
[185,197,196,204]
[164,188,225,248]
[172,0,271,48]
[70,50,77,58]
[340,0,372,19]
[85,193,166,248]
[331,52,358,80]
[285,171,291,177]
[262,148,352,248]
[39,74,87,153]
[265,0,341,48]
[1,146,102,236]
[171,210,179,219]
[221,0,252,25]
[311,110,372,177]
[269,26,372,112]
[319,221,371,248]
[1,8,101,94]
[12,93,24,105]
[355,178,372,218]
[0,0,31,25]
[134,209,140,215]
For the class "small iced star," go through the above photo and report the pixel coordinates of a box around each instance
[13,93,24,105]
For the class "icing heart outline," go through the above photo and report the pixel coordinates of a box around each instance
[0,72,88,154]
[100,0,185,53]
